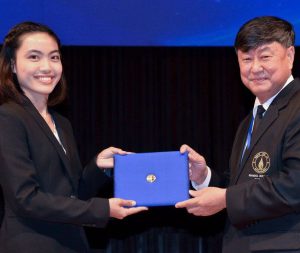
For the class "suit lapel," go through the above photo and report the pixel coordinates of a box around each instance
[22,98,76,190]
[51,113,71,160]
[231,115,251,183]
[236,117,251,168]
[250,106,278,149]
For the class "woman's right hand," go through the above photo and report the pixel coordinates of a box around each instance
[108,198,148,219]
[96,147,130,169]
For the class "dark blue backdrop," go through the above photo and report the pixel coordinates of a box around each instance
[1,0,300,46]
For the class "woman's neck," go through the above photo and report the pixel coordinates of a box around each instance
[24,93,48,115]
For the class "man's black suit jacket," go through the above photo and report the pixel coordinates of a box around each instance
[221,78,300,252]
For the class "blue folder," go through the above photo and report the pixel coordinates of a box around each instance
[114,151,189,206]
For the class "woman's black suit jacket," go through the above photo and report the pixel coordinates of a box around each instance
[0,98,110,253]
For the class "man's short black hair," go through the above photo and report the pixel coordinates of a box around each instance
[234,16,295,52]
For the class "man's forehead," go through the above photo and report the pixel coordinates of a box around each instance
[238,42,281,55]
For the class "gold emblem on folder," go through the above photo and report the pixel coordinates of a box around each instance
[146,174,156,183]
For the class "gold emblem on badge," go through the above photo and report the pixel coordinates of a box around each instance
[146,174,156,183]
[252,152,270,174]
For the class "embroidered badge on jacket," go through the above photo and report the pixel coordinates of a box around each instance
[252,151,270,174]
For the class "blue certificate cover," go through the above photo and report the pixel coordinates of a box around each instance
[114,151,189,206]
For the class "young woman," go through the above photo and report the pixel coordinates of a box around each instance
[0,21,147,253]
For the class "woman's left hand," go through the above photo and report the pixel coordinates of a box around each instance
[96,147,130,169]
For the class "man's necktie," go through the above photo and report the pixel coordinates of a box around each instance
[240,105,266,163]
[252,105,266,135]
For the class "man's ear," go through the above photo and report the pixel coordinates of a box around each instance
[287,46,295,69]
